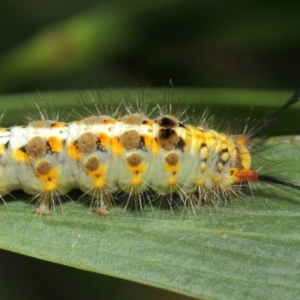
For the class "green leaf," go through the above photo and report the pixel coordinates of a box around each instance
[0,89,299,299]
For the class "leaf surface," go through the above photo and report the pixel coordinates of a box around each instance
[0,89,299,299]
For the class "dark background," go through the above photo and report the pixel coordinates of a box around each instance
[0,0,299,93]
[0,1,299,299]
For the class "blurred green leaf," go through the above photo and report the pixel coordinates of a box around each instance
[0,89,299,299]
[1,1,300,91]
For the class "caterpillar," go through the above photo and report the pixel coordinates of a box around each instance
[0,91,299,216]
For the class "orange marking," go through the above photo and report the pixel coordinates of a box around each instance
[50,122,67,128]
[142,120,153,126]
[131,177,142,186]
[151,138,160,154]
[127,162,146,175]
[236,169,259,182]
[233,135,249,146]
[84,165,107,188]
[164,162,179,187]
[0,144,5,155]
[127,162,146,186]
[12,149,30,163]
[195,131,204,140]
[48,137,63,152]
[167,178,176,186]
[85,165,107,189]
[102,119,116,125]
[97,133,110,148]
[111,136,123,155]
[93,177,106,189]
[142,135,151,147]
[164,162,180,174]
[36,168,59,192]
[67,142,80,160]
[230,168,259,183]
[85,164,106,178]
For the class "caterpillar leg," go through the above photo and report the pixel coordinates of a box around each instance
[34,192,52,215]
[93,205,111,216]
[91,193,112,216]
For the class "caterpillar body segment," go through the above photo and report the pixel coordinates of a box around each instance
[7,121,75,214]
[0,109,258,215]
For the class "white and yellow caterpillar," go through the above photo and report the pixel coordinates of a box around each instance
[0,92,299,215]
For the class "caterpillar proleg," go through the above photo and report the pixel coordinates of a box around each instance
[0,91,299,215]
